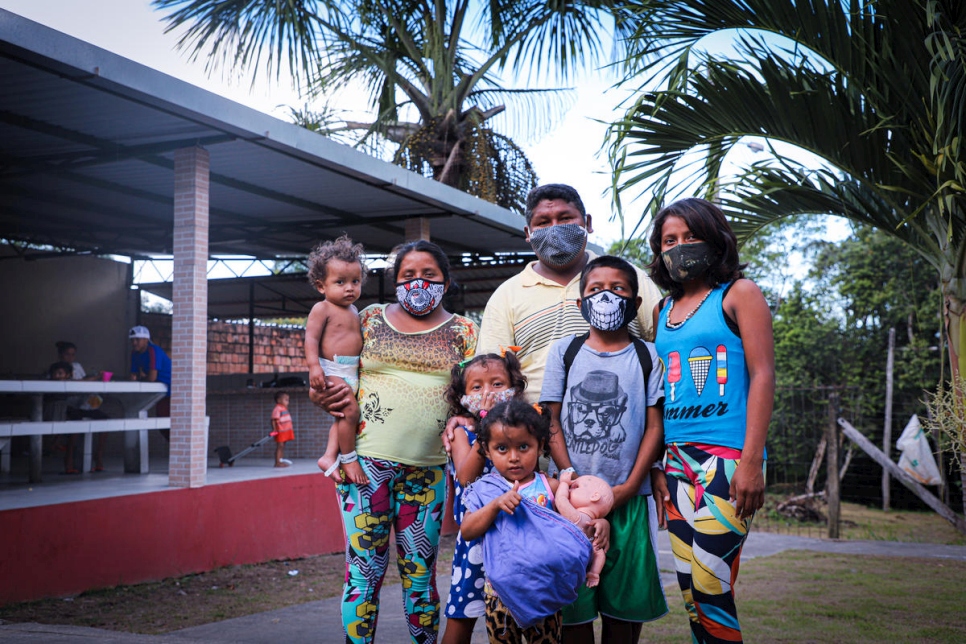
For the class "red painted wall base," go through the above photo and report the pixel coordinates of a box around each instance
[0,474,458,605]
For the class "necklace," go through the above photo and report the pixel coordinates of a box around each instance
[665,288,713,329]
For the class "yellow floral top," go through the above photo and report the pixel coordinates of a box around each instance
[355,304,477,466]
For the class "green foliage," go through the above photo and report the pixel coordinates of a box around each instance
[154,0,630,213]
[609,0,966,376]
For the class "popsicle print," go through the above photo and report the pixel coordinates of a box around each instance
[667,351,681,402]
[716,344,728,395]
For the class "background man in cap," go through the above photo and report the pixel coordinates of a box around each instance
[129,326,171,436]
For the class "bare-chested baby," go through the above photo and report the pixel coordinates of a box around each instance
[305,235,368,485]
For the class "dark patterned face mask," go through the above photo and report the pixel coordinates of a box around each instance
[528,223,587,268]
[661,242,716,283]
[395,278,445,316]
[580,290,634,331]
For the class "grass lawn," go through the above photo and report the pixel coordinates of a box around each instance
[646,553,966,643]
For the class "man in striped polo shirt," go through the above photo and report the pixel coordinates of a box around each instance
[477,184,661,402]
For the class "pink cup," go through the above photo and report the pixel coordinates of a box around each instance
[101,371,113,382]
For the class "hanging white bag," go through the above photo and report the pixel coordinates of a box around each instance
[895,414,942,485]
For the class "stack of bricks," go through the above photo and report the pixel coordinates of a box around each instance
[141,314,305,374]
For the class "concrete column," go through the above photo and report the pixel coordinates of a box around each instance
[404,217,430,241]
[170,146,210,488]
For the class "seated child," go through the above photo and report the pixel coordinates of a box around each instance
[460,400,609,644]
[441,351,527,644]
[304,235,367,484]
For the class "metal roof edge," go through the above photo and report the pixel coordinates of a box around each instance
[0,8,525,236]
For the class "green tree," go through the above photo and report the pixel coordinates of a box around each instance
[609,0,966,382]
[154,0,633,213]
[806,226,942,407]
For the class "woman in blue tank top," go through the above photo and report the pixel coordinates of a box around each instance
[648,198,775,644]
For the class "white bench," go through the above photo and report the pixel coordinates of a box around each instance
[0,416,172,474]
[0,380,169,481]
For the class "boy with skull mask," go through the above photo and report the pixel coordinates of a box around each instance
[540,255,668,643]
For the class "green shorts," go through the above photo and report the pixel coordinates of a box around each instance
[561,494,668,625]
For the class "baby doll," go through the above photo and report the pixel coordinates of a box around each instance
[554,471,615,587]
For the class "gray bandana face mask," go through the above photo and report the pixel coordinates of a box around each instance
[528,223,587,268]
[580,290,634,331]
[661,242,716,283]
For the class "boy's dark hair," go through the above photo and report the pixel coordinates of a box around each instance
[390,239,452,285]
[647,198,745,299]
[274,391,288,403]
[55,341,76,354]
[524,183,586,225]
[446,352,527,417]
[476,399,552,459]
[307,235,367,287]
[579,255,639,300]
[48,361,73,378]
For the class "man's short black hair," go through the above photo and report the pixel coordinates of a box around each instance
[524,184,586,225]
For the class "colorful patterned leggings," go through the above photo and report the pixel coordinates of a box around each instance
[665,443,761,644]
[338,456,446,644]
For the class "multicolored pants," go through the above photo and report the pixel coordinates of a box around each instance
[665,443,762,644]
[338,456,446,644]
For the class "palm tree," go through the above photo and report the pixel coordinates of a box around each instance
[153,0,633,213]
[609,0,966,384]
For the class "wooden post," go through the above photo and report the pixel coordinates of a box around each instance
[882,327,895,510]
[826,391,840,538]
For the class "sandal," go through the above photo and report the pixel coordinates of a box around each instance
[91,465,105,473]
[61,468,80,475]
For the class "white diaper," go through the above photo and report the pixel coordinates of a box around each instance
[319,355,360,393]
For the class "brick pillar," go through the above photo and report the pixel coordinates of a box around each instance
[170,147,210,488]
[404,217,430,241]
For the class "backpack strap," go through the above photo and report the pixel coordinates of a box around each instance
[630,336,653,387]
[561,332,589,395]
[561,332,652,394]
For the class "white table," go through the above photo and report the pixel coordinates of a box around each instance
[0,380,169,482]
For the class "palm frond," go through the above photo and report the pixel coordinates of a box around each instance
[153,0,327,88]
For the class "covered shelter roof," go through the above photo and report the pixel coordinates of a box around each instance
[0,8,530,259]
[139,254,535,318]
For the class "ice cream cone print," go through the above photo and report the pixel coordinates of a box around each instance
[688,347,712,396]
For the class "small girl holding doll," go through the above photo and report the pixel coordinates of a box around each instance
[460,400,606,644]
[441,351,527,644]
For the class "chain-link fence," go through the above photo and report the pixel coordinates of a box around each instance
[759,386,963,534]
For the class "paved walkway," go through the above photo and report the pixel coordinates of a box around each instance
[3,531,965,643]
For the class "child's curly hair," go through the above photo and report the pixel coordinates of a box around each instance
[476,400,552,459]
[307,235,367,287]
[445,352,527,418]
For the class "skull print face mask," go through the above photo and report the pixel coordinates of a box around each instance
[579,290,634,331]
